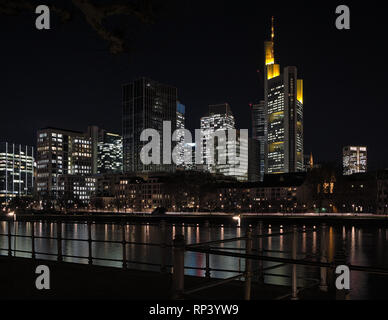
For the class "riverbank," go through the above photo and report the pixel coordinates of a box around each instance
[2,210,388,227]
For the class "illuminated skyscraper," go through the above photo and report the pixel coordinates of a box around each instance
[343,146,367,175]
[200,103,235,168]
[264,17,304,174]
[36,128,93,199]
[200,104,248,181]
[0,142,34,204]
[123,78,177,173]
[97,132,123,174]
[88,126,123,174]
[176,101,186,168]
[251,101,266,181]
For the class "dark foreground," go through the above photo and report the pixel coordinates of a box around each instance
[0,256,331,300]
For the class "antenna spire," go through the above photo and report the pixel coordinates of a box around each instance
[271,16,275,42]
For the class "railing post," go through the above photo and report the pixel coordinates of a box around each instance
[244,227,252,300]
[205,250,211,279]
[159,220,167,273]
[172,234,185,300]
[31,221,35,259]
[87,221,93,265]
[7,220,12,257]
[205,220,211,279]
[122,221,127,269]
[291,225,298,300]
[57,221,63,262]
[335,226,349,300]
[319,223,328,292]
[257,221,264,284]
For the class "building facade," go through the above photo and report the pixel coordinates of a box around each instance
[36,128,93,199]
[57,175,96,206]
[251,101,266,181]
[200,104,235,169]
[248,138,260,182]
[264,18,304,174]
[0,142,34,204]
[343,146,367,176]
[122,77,178,174]
[176,101,186,168]
[200,104,248,181]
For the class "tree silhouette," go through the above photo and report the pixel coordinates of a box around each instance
[0,0,161,54]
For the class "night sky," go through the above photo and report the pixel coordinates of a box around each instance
[1,1,387,170]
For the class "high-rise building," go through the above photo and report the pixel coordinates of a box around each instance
[343,146,367,175]
[0,142,34,205]
[248,138,260,182]
[201,104,235,168]
[251,101,266,181]
[264,17,304,174]
[176,102,186,168]
[123,78,178,173]
[200,104,248,181]
[88,126,123,174]
[36,128,93,199]
[98,132,123,174]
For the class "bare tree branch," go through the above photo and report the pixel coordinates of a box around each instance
[0,0,158,54]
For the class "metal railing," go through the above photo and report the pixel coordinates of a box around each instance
[171,222,388,300]
[2,219,388,300]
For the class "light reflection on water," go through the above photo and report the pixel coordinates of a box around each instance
[1,221,388,299]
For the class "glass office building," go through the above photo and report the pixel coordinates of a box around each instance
[36,128,92,199]
[200,104,248,181]
[97,132,123,174]
[343,146,367,176]
[123,77,178,173]
[0,142,34,204]
[176,102,186,168]
[251,101,266,181]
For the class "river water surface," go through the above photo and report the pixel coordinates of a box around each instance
[1,220,388,299]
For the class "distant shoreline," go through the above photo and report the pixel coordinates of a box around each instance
[2,210,388,227]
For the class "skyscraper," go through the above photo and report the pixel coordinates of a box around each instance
[0,142,34,205]
[88,126,123,174]
[200,104,235,168]
[251,101,266,181]
[36,128,92,199]
[343,146,367,175]
[248,138,260,182]
[200,104,248,181]
[122,78,178,173]
[176,101,186,168]
[264,17,304,174]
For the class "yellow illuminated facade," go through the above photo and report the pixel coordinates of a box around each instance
[264,17,304,174]
[297,79,303,103]
[267,63,280,80]
[265,41,275,66]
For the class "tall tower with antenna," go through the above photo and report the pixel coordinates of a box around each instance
[263,17,305,174]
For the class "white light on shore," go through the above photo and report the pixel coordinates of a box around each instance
[233,215,241,226]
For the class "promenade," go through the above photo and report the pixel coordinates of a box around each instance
[0,255,328,300]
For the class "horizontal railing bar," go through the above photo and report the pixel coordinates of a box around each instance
[187,230,310,248]
[263,263,288,272]
[186,247,388,275]
[184,273,245,295]
[0,249,251,274]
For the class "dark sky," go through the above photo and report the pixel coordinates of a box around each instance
[1,1,387,170]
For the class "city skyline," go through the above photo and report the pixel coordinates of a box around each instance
[3,2,388,305]
[1,2,387,171]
